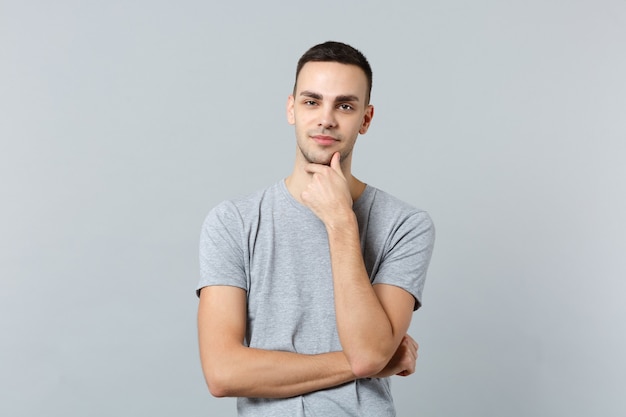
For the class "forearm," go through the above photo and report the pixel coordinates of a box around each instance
[325,213,401,377]
[299,156,404,375]
[202,345,355,398]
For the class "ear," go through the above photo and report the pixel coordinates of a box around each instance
[359,104,374,134]
[286,95,295,125]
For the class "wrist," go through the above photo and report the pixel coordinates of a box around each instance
[324,210,358,234]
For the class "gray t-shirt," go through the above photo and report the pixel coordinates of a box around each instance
[198,180,435,417]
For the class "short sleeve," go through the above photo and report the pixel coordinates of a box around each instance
[196,201,248,296]
[372,210,435,310]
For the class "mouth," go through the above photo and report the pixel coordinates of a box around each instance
[311,135,338,146]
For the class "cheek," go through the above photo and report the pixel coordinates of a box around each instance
[296,113,316,128]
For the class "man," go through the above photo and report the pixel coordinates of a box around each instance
[197,41,435,416]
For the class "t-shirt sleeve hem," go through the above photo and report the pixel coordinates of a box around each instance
[196,282,248,298]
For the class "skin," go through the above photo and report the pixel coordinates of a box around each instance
[198,61,419,398]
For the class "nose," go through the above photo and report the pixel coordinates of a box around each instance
[318,105,337,129]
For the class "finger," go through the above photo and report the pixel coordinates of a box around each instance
[403,336,417,351]
[405,335,418,351]
[304,163,327,174]
[330,152,342,174]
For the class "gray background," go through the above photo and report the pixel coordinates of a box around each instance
[2,1,625,416]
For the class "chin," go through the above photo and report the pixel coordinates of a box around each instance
[300,148,333,165]
[306,154,333,166]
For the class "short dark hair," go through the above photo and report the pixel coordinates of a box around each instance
[293,41,373,103]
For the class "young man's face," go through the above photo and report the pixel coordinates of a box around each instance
[287,61,373,167]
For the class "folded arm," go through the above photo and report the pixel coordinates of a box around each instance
[197,285,357,398]
[302,153,417,377]
[326,220,416,377]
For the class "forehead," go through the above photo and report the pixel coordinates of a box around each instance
[295,61,368,100]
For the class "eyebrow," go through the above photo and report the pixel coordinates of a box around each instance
[300,90,360,103]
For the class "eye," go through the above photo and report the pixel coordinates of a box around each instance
[303,100,318,106]
[338,103,354,111]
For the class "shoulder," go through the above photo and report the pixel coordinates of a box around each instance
[356,186,435,252]
[205,181,283,224]
[361,185,434,228]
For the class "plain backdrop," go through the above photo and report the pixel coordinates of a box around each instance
[1,1,625,416]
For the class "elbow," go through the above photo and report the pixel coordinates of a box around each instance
[200,344,249,397]
[204,368,237,398]
[348,353,388,379]
[207,380,229,398]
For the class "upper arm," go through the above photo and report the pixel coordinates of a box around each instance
[197,285,247,385]
[372,210,435,312]
[373,283,415,347]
